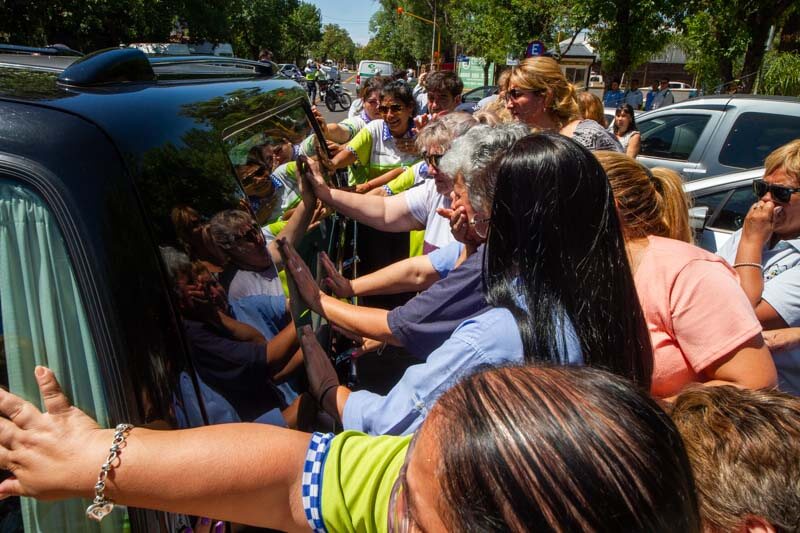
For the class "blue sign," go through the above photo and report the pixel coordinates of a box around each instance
[457,54,469,63]
[526,40,544,57]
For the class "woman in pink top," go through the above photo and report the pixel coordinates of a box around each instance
[595,151,777,398]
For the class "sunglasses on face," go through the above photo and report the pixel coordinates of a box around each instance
[506,88,543,101]
[234,224,263,245]
[753,178,800,203]
[378,104,406,114]
[364,98,380,106]
[422,151,443,168]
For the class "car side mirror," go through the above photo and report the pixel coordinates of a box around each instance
[688,205,710,230]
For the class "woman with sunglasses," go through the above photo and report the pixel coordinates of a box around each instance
[595,151,776,399]
[306,113,478,263]
[318,75,389,145]
[717,139,800,394]
[502,57,623,152]
[282,133,653,436]
[612,103,641,157]
[326,80,419,189]
[291,124,526,362]
[0,362,700,532]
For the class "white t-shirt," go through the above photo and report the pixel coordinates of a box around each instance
[404,179,454,254]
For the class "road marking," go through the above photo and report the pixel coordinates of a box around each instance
[344,74,356,84]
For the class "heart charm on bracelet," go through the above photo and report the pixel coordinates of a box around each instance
[86,501,115,522]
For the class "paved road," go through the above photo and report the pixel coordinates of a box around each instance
[316,81,357,124]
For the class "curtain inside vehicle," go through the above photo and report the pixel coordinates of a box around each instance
[0,180,123,533]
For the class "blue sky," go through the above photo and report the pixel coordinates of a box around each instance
[307,0,381,45]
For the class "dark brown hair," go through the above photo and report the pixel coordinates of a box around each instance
[434,365,701,532]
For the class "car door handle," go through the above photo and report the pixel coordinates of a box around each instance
[682,168,707,174]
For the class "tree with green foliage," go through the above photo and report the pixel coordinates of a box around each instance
[314,24,357,66]
[359,1,434,68]
[282,1,323,64]
[0,0,176,52]
[758,51,800,96]
[449,0,515,85]
[681,0,797,93]
[228,0,297,60]
[570,0,678,86]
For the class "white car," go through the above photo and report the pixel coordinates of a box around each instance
[684,167,763,252]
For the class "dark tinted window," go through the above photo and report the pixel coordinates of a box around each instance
[0,178,130,532]
[639,114,711,160]
[707,185,756,231]
[718,112,800,169]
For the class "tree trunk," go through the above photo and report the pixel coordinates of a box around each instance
[740,0,794,93]
[778,10,800,53]
[483,60,490,87]
[614,0,633,81]
[740,13,772,93]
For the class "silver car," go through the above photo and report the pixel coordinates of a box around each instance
[636,95,800,180]
[684,167,763,252]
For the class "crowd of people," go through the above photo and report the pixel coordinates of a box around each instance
[0,56,798,532]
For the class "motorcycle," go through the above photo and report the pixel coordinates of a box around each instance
[322,80,352,112]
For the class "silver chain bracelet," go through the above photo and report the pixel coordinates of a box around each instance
[86,423,133,522]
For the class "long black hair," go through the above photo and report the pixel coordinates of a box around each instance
[484,132,653,388]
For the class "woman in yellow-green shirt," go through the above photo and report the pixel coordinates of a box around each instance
[0,361,700,532]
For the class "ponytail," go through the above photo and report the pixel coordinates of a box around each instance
[594,151,692,243]
[650,167,692,243]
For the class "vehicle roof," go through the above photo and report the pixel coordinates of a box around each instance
[683,167,764,193]
[0,54,78,72]
[0,48,307,176]
[661,94,800,110]
[0,49,287,102]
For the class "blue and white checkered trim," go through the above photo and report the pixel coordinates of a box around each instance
[302,432,334,533]
[381,121,393,142]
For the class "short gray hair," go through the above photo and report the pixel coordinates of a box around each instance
[438,123,529,212]
[415,112,477,153]
[209,209,252,253]
[160,246,193,286]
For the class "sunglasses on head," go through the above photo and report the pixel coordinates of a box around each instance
[378,104,406,114]
[753,179,800,203]
[506,88,543,101]
[422,151,443,168]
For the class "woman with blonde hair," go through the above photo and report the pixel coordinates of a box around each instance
[595,151,777,398]
[503,57,621,152]
[577,90,607,127]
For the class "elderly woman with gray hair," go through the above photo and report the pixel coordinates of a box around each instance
[306,112,477,256]
[283,123,530,434]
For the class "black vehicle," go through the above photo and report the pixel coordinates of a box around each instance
[0,46,333,532]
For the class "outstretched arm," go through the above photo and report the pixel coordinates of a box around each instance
[0,367,311,531]
[278,239,399,344]
[268,156,317,272]
[303,166,421,232]
[321,251,439,298]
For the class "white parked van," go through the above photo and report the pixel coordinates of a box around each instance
[356,60,394,90]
